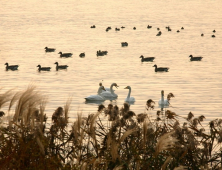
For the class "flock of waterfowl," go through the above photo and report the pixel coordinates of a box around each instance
[3,24,216,104]
[84,82,174,107]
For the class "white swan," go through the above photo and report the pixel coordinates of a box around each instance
[124,86,135,103]
[158,90,169,107]
[100,83,118,98]
[85,86,106,101]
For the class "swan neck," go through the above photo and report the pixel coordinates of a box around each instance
[127,88,131,98]
[110,84,115,94]
[161,93,164,102]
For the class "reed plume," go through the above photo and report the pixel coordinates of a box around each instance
[0,89,14,108]
[155,131,178,156]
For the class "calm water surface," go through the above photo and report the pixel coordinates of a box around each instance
[0,0,222,126]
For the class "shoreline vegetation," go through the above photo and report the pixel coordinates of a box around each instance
[0,86,222,170]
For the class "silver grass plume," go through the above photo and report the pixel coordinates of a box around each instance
[155,131,178,156]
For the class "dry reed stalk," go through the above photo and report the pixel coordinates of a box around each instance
[110,140,119,162]
[39,98,47,125]
[90,111,101,135]
[36,136,45,155]
[142,120,148,147]
[161,156,172,170]
[8,91,21,112]
[80,162,87,170]
[119,128,138,143]
[64,97,72,124]
[155,131,178,156]
[173,166,188,170]
[107,132,112,148]
[113,165,124,170]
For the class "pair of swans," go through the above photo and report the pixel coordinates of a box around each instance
[85,83,119,101]
[84,83,135,103]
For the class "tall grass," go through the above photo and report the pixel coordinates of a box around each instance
[0,86,222,169]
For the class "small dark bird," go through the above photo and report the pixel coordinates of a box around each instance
[5,63,19,71]
[201,33,204,36]
[90,25,96,28]
[181,27,184,30]
[58,52,73,58]
[189,55,203,61]
[140,55,155,62]
[156,31,162,36]
[133,27,136,30]
[79,52,85,58]
[54,62,68,71]
[157,28,160,30]
[121,26,125,29]
[213,30,216,33]
[212,35,216,38]
[45,47,55,52]
[115,28,120,31]
[147,25,152,29]
[167,27,172,31]
[121,42,128,47]
[177,30,180,33]
[106,26,112,32]
[37,65,51,71]
[97,50,108,56]
[153,64,169,72]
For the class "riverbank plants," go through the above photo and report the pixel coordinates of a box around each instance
[0,86,222,169]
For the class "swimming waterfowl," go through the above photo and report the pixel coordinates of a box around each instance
[115,28,120,31]
[140,55,155,62]
[124,86,135,103]
[90,25,96,28]
[79,52,85,58]
[212,35,216,38]
[54,62,68,70]
[121,42,128,47]
[45,47,55,52]
[121,26,125,29]
[85,86,106,101]
[100,83,119,98]
[5,63,19,71]
[37,65,51,71]
[147,25,152,29]
[158,90,169,107]
[133,27,136,30]
[213,30,216,33]
[58,52,73,58]
[153,64,169,72]
[189,55,203,61]
[156,31,162,36]
[177,30,180,33]
[97,50,108,56]
[181,27,184,30]
[201,33,204,36]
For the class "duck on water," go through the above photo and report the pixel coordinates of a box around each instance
[140,55,155,62]
[5,63,19,71]
[153,64,169,72]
